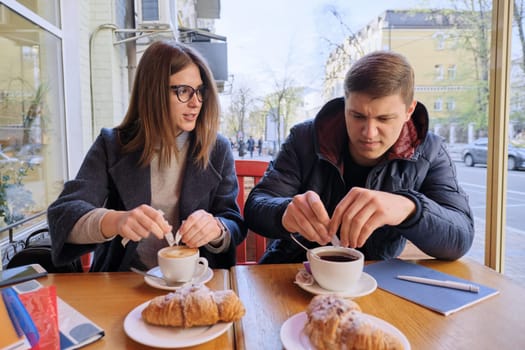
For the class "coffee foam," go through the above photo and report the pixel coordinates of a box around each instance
[160,246,198,258]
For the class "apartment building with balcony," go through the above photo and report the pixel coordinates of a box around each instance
[324,9,483,143]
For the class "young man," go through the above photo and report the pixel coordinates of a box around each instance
[244,51,474,264]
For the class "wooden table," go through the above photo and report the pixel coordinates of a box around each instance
[230,258,525,350]
[39,269,234,350]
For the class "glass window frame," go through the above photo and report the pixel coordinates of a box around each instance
[447,64,457,80]
[485,0,512,273]
[434,64,444,80]
[434,98,443,111]
[0,0,515,277]
[0,1,82,243]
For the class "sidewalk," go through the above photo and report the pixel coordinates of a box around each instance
[467,219,525,287]
[234,153,274,161]
[234,143,466,162]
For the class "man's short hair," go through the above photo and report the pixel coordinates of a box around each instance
[344,51,415,107]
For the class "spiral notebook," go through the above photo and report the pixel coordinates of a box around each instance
[364,259,499,316]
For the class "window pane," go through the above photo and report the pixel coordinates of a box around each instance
[16,0,61,28]
[0,4,66,238]
[218,0,498,279]
[507,3,525,287]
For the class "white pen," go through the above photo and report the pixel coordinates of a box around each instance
[397,275,480,293]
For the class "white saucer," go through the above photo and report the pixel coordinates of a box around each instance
[296,272,377,298]
[124,300,231,348]
[144,265,213,291]
[280,312,410,350]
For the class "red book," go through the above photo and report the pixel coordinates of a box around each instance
[17,286,60,350]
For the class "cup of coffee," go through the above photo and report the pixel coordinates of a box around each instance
[157,246,208,283]
[307,246,364,291]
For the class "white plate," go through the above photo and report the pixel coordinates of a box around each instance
[144,265,213,291]
[280,312,411,350]
[124,300,232,348]
[296,272,377,298]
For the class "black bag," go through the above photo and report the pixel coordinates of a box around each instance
[5,227,83,273]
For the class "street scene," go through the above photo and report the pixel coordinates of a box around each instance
[455,160,525,286]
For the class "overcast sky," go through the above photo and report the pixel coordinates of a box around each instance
[215,0,444,96]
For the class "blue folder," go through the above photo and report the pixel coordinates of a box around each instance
[364,259,499,316]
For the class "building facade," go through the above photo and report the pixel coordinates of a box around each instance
[323,10,481,143]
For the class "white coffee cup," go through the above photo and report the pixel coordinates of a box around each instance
[307,246,364,291]
[157,246,208,283]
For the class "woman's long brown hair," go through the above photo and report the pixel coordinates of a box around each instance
[117,40,219,169]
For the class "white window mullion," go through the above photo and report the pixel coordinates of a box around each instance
[2,0,62,38]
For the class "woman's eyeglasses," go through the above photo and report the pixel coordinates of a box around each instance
[170,85,206,103]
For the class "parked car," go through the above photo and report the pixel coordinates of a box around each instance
[462,137,525,170]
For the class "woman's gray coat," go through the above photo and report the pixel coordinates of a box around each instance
[48,128,246,271]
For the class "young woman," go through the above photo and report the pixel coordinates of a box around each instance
[48,41,245,271]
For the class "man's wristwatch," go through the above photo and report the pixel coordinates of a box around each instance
[214,217,228,241]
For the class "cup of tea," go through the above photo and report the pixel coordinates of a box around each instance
[307,246,364,291]
[157,246,208,283]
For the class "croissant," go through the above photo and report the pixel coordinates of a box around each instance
[304,295,404,350]
[141,285,245,328]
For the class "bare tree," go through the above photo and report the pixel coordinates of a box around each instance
[321,6,365,59]
[225,83,256,142]
[511,0,525,130]
[263,76,303,150]
[321,6,365,93]
[281,86,304,135]
[248,108,266,141]
[514,0,525,71]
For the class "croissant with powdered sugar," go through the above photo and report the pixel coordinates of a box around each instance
[141,285,245,328]
[304,294,404,350]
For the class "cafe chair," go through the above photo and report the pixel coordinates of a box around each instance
[6,227,85,273]
[81,252,93,272]
[234,159,269,265]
